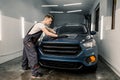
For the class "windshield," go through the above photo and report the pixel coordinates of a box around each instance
[57,26,88,34]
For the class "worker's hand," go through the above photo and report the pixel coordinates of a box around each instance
[57,34,68,38]
[52,30,56,34]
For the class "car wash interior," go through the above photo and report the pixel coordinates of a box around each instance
[0,0,120,80]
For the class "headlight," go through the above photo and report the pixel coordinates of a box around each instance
[83,39,96,48]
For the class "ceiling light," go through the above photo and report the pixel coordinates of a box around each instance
[64,3,82,6]
[67,10,82,13]
[49,11,64,14]
[34,21,37,24]
[41,5,58,7]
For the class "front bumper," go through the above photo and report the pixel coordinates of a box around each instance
[38,46,98,70]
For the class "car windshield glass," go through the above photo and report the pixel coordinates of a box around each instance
[57,26,88,34]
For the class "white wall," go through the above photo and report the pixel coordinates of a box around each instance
[90,0,120,77]
[53,13,85,27]
[0,0,50,64]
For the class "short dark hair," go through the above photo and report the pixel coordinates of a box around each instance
[44,14,54,20]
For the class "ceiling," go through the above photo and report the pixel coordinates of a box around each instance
[43,0,96,14]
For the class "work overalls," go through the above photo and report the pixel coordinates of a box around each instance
[22,24,43,76]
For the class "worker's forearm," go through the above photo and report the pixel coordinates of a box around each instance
[41,27,58,37]
[47,27,56,33]
[46,31,58,37]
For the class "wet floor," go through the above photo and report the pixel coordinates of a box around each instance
[0,57,119,80]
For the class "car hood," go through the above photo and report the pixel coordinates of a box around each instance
[41,34,91,43]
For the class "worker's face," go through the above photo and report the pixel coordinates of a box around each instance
[45,18,53,26]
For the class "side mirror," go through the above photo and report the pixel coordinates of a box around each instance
[90,31,96,35]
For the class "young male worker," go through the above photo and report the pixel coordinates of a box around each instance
[22,14,58,79]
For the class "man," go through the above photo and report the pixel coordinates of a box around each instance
[22,14,58,79]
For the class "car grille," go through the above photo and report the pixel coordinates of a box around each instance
[40,42,81,56]
[40,60,83,69]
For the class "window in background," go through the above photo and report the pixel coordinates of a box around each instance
[94,4,100,32]
[111,0,117,30]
